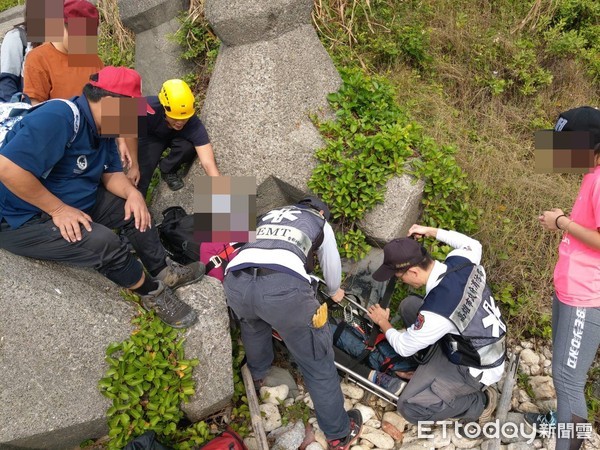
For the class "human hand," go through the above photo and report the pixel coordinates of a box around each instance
[117,139,132,170]
[125,164,140,187]
[124,191,151,232]
[408,224,433,239]
[538,208,565,231]
[367,304,390,327]
[331,288,345,303]
[50,204,93,242]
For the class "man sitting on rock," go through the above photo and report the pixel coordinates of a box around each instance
[0,66,202,329]
[367,224,506,424]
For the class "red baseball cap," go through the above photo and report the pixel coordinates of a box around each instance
[63,0,99,24]
[89,67,154,114]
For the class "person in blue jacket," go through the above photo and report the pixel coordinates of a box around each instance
[0,66,203,328]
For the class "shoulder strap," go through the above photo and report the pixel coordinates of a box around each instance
[28,98,80,146]
[17,26,26,55]
[436,261,475,281]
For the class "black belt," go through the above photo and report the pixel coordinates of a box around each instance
[237,267,280,277]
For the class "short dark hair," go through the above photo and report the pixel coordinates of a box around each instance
[595,142,600,158]
[82,74,126,102]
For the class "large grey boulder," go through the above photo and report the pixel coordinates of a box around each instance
[202,0,341,214]
[0,249,232,449]
[118,0,194,96]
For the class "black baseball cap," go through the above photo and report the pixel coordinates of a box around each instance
[297,197,331,221]
[372,238,428,282]
[555,106,600,148]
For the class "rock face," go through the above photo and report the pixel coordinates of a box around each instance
[0,250,233,448]
[202,0,342,214]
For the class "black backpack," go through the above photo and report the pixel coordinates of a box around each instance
[157,206,199,265]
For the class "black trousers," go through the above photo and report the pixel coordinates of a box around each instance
[0,188,166,288]
[137,136,196,197]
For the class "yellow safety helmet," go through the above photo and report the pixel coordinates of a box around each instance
[158,79,195,120]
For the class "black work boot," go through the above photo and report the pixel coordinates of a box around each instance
[161,171,184,191]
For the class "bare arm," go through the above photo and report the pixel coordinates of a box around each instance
[120,137,140,186]
[195,143,220,176]
[539,208,600,251]
[102,171,150,232]
[0,155,92,241]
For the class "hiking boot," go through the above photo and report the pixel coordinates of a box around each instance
[161,171,184,191]
[327,409,363,450]
[524,411,557,437]
[370,370,407,396]
[157,259,205,290]
[479,386,498,424]
[141,281,198,329]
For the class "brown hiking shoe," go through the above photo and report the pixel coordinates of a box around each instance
[157,259,205,290]
[479,386,498,424]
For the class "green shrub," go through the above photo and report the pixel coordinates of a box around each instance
[99,306,203,450]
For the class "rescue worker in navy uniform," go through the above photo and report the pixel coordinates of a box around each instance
[223,197,363,450]
[367,224,506,424]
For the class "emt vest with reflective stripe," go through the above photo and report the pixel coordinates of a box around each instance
[421,257,507,369]
[242,205,325,273]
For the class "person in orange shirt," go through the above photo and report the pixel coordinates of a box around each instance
[23,0,103,105]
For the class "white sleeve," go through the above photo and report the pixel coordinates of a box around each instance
[316,221,342,296]
[436,229,482,264]
[1,29,24,76]
[384,310,455,357]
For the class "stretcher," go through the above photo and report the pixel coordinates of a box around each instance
[272,276,430,406]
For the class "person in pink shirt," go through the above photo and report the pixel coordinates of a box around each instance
[535,106,600,450]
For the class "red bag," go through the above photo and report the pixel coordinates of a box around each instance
[198,428,248,450]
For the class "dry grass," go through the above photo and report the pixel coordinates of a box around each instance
[386,1,599,334]
[97,0,134,66]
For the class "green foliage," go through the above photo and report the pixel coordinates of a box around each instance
[410,138,481,254]
[537,0,600,82]
[174,12,220,63]
[586,364,600,429]
[229,330,251,435]
[280,400,311,426]
[99,306,205,450]
[310,66,480,260]
[517,371,536,400]
[172,10,221,100]
[308,67,416,259]
[0,0,22,13]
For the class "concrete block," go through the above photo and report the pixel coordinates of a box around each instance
[201,24,341,199]
[0,251,134,449]
[0,249,233,448]
[134,18,195,97]
[358,173,424,245]
[205,0,313,46]
[118,0,188,34]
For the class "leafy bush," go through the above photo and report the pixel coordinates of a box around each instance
[99,307,203,450]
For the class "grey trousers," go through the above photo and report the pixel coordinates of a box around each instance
[396,295,487,423]
[552,293,600,450]
[223,268,350,440]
